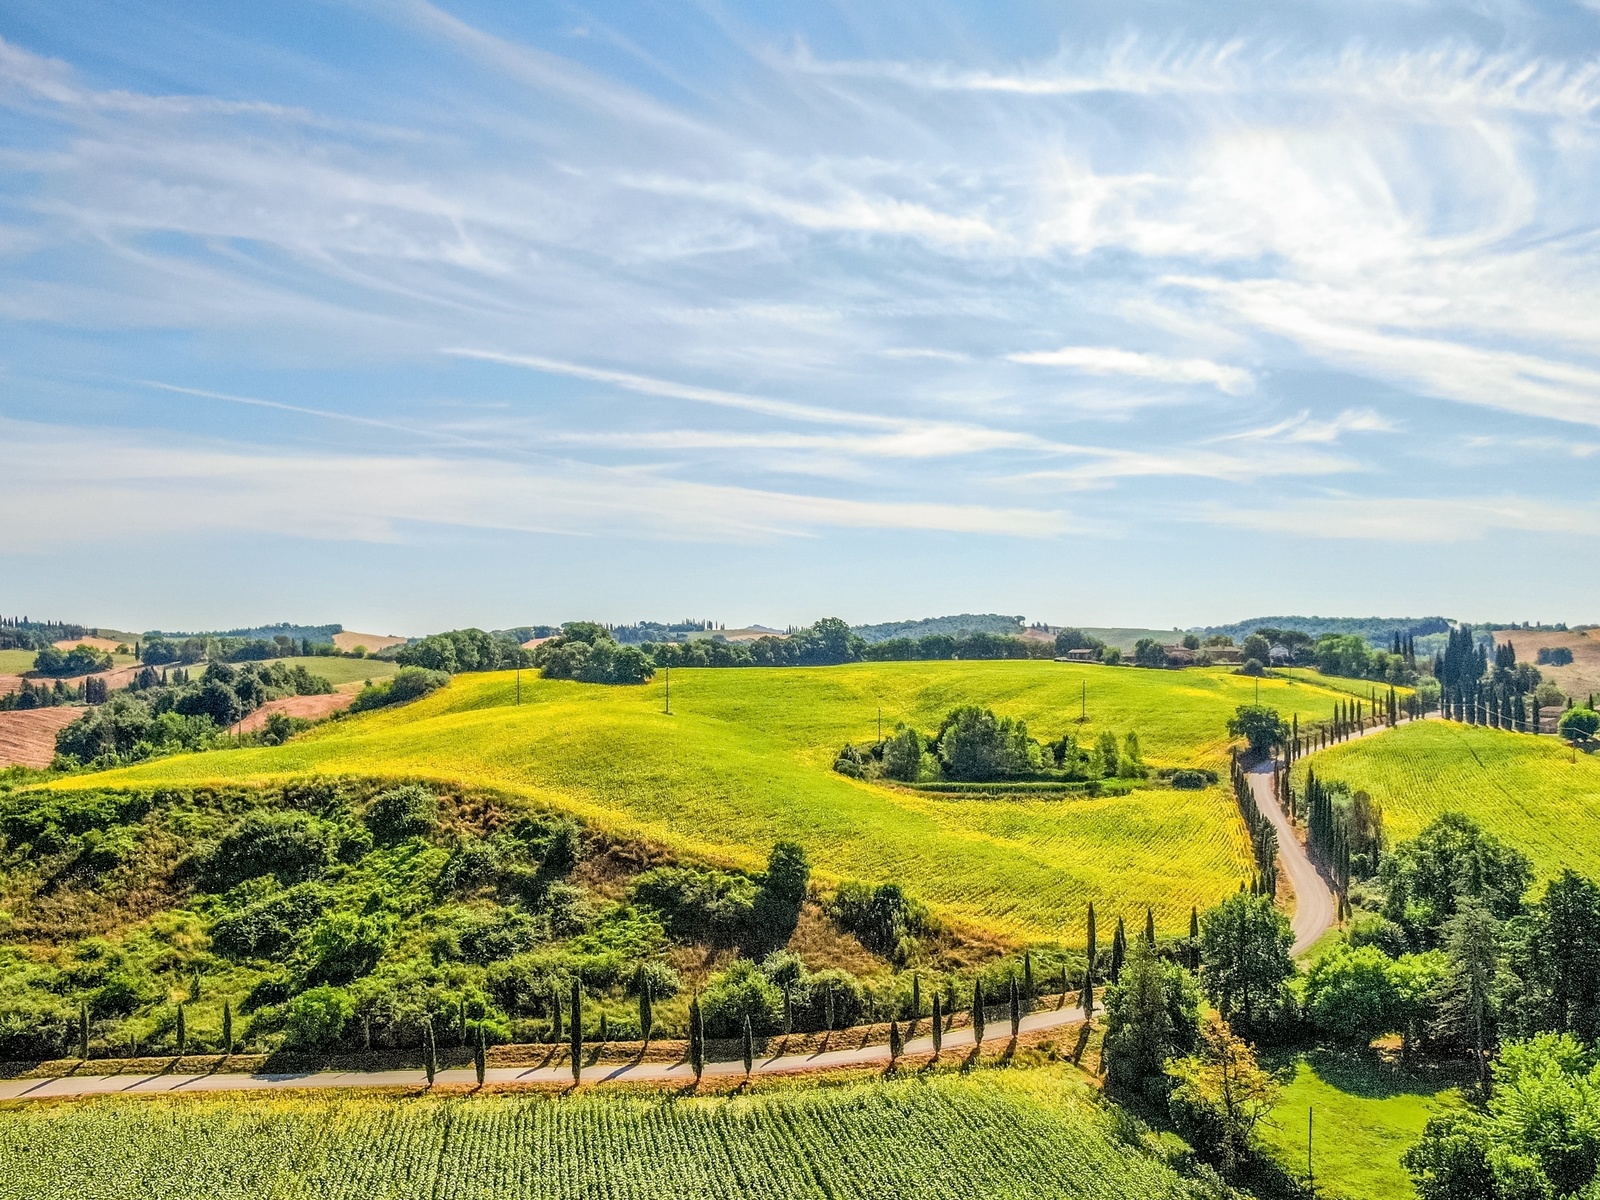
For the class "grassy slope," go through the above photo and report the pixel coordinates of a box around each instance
[0,1067,1198,1200]
[0,651,36,674]
[1297,719,1600,882]
[46,662,1357,942]
[1257,1055,1462,1200]
[295,656,400,686]
[1273,668,1413,702]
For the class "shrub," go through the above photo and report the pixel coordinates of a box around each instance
[299,910,392,985]
[282,985,354,1051]
[1560,707,1599,743]
[629,865,757,946]
[700,961,783,1037]
[364,785,440,845]
[210,882,334,960]
[829,882,927,961]
[350,667,449,713]
[205,811,337,889]
[1347,914,1409,958]
[1303,944,1401,1043]
[1170,769,1209,790]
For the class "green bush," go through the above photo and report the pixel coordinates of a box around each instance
[629,865,757,946]
[364,785,440,845]
[700,961,783,1037]
[205,811,337,889]
[282,985,355,1050]
[829,882,927,960]
[350,667,449,713]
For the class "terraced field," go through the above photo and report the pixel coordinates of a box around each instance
[1297,719,1600,881]
[45,661,1358,942]
[0,1067,1198,1200]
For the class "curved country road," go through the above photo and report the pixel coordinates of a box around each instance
[1249,712,1427,953]
[1247,759,1334,954]
[0,1003,1089,1102]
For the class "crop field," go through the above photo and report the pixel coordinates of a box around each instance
[1257,1054,1462,1200]
[43,661,1358,941]
[1271,668,1412,704]
[0,1067,1199,1200]
[295,656,401,687]
[0,651,36,675]
[1297,719,1600,882]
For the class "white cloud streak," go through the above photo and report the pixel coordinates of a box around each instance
[1008,346,1253,395]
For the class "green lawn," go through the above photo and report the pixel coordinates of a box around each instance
[44,661,1358,942]
[295,656,401,686]
[1257,1053,1462,1200]
[1297,719,1600,884]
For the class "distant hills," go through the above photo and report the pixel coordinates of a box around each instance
[143,622,345,642]
[851,614,1026,643]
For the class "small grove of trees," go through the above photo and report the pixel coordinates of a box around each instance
[627,843,811,958]
[396,629,533,675]
[645,617,863,669]
[349,667,450,713]
[32,644,113,677]
[835,705,1146,786]
[532,623,653,685]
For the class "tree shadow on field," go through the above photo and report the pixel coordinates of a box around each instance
[1263,1045,1465,1102]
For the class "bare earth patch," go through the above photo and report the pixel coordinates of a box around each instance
[51,636,124,653]
[229,692,355,735]
[0,707,82,768]
[332,630,408,655]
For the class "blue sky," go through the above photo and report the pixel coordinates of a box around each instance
[3,1,1599,635]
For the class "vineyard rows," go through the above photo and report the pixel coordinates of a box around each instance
[0,1072,1199,1200]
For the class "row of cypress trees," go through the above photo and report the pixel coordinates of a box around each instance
[72,999,236,1060]
[1229,752,1280,894]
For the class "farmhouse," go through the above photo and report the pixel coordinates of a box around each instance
[1057,649,1099,663]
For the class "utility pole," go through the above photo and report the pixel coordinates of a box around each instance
[1307,1106,1314,1198]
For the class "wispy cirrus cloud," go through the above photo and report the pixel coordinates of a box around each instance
[1008,346,1254,395]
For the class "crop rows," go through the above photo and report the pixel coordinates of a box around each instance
[1297,719,1600,882]
[0,1072,1197,1200]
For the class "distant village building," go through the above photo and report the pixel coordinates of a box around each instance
[1269,644,1294,666]
[1205,646,1244,665]
[1057,649,1099,663]
[1162,645,1197,667]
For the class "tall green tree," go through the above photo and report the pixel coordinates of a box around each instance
[742,1016,754,1075]
[1227,705,1286,756]
[972,980,985,1045]
[639,980,654,1043]
[688,994,705,1080]
[931,993,943,1053]
[1442,901,1499,1085]
[569,978,583,1083]
[1198,893,1294,1033]
[1103,940,1201,1099]
[474,1023,487,1087]
[423,1019,437,1087]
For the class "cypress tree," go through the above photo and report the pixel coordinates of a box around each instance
[474,1023,486,1087]
[175,1004,186,1057]
[222,1001,233,1057]
[742,1016,754,1075]
[1189,906,1200,969]
[599,1012,609,1042]
[1022,952,1034,1003]
[1144,907,1156,946]
[1086,902,1098,979]
[931,993,944,1053]
[1110,918,1126,984]
[1009,977,1021,1037]
[423,1019,437,1087]
[972,980,986,1045]
[1081,964,1095,1017]
[639,980,654,1043]
[78,1004,89,1060]
[689,994,705,1080]
[889,1018,902,1061]
[911,973,922,1021]
[569,979,583,1083]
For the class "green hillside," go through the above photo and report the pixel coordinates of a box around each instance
[1296,719,1600,882]
[0,1066,1199,1200]
[47,661,1358,941]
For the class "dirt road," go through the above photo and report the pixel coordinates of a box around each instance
[0,1003,1090,1101]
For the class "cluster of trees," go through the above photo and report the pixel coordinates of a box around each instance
[0,677,88,712]
[395,629,533,674]
[643,617,863,669]
[54,660,332,764]
[533,624,653,684]
[1300,769,1384,910]
[349,667,450,713]
[834,705,1146,786]
[1229,755,1279,895]
[1432,625,1562,732]
[32,644,113,677]
[0,617,88,651]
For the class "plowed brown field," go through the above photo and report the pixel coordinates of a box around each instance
[228,691,355,735]
[0,707,82,768]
